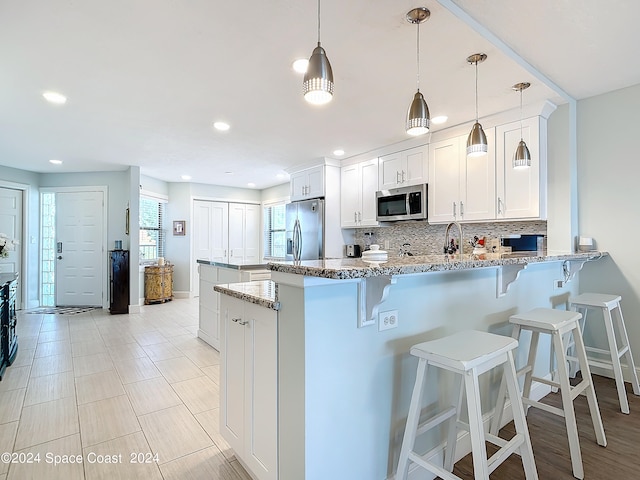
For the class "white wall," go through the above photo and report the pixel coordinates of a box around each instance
[261,182,289,203]
[0,165,41,309]
[576,83,640,365]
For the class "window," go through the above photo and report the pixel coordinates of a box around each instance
[139,197,165,261]
[263,202,286,259]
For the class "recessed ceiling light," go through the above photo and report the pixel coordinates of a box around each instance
[213,121,230,131]
[431,115,448,125]
[42,91,67,105]
[333,149,345,156]
[49,159,63,165]
[292,58,309,74]
[181,175,192,180]
[247,182,256,188]
[225,171,233,175]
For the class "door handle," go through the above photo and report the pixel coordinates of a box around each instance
[57,256,62,260]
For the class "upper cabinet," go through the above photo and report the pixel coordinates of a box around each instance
[496,116,546,220]
[340,158,379,228]
[290,165,325,201]
[429,131,495,223]
[378,145,428,190]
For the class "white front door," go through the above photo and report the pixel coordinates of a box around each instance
[55,191,104,306]
[0,187,23,307]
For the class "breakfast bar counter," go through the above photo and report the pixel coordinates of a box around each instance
[264,250,608,480]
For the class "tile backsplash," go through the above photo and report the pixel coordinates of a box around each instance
[354,220,547,256]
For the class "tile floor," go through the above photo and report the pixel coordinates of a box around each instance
[0,298,251,480]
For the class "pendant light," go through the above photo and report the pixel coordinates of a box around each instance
[466,53,488,157]
[513,82,532,168]
[405,7,431,136]
[303,0,334,105]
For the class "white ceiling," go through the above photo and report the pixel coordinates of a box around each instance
[1,0,638,190]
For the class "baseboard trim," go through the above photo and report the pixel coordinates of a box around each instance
[400,379,552,480]
[128,304,142,314]
[588,358,640,384]
[173,291,190,299]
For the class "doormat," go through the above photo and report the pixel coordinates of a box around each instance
[26,306,101,315]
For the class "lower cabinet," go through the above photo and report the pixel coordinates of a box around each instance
[198,264,271,351]
[220,295,277,480]
[0,274,18,380]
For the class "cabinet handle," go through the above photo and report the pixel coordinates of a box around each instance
[232,317,248,326]
[358,212,361,223]
[402,170,406,183]
[497,197,503,215]
[396,171,401,184]
[453,202,457,218]
[354,212,358,223]
[460,201,464,217]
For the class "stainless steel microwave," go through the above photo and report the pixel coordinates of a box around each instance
[376,184,427,221]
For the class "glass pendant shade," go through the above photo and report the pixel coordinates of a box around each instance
[466,122,488,156]
[406,91,430,136]
[513,140,531,168]
[303,43,334,105]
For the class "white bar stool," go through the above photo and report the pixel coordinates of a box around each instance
[396,330,538,480]
[569,293,640,414]
[491,308,606,480]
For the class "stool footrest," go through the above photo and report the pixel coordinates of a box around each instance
[416,406,457,437]
[523,398,565,418]
[570,380,591,401]
[408,451,459,480]
[515,365,533,378]
[531,375,560,389]
[585,345,612,356]
[487,434,526,475]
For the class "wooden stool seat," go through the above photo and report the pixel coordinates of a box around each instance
[570,293,640,414]
[397,330,538,480]
[491,308,607,480]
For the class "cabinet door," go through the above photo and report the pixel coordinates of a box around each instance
[429,138,461,223]
[461,128,496,221]
[340,164,360,227]
[306,165,325,199]
[359,159,379,226]
[244,204,261,263]
[198,266,219,349]
[221,296,245,455]
[378,152,403,190]
[403,145,428,186]
[290,172,308,201]
[229,203,247,263]
[244,302,278,480]
[210,202,230,262]
[496,117,541,219]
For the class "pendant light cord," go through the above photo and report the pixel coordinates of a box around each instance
[474,60,479,122]
[519,87,524,140]
[317,0,321,45]
[416,22,421,91]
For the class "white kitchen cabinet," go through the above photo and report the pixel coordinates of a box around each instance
[194,200,229,263]
[198,264,270,350]
[221,295,278,480]
[229,203,260,264]
[290,165,324,201]
[428,132,495,223]
[378,144,428,190]
[340,158,379,228]
[496,116,546,220]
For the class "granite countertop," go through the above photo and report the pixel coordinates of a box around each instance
[214,280,279,311]
[267,251,607,280]
[197,259,268,270]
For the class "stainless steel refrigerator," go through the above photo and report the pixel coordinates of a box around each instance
[285,198,324,261]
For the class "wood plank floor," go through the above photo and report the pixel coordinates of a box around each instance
[452,374,640,479]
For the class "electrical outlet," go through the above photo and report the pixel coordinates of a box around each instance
[379,310,398,331]
[384,240,390,250]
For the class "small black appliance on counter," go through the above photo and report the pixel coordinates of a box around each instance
[346,244,361,258]
[501,234,546,252]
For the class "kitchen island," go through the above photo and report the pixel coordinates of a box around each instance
[197,259,271,349]
[265,251,605,480]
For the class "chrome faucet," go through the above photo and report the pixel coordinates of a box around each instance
[444,222,464,259]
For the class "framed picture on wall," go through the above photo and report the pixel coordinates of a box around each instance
[173,220,186,236]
